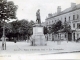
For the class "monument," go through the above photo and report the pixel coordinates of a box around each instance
[30,9,46,46]
[36,9,41,24]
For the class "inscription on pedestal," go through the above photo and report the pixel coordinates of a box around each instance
[30,24,47,46]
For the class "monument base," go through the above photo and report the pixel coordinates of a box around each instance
[30,24,47,46]
[31,34,46,46]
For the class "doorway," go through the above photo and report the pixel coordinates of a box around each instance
[68,33,72,41]
[73,33,75,41]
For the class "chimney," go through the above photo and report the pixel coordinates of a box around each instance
[57,6,61,13]
[48,13,53,17]
[71,3,76,8]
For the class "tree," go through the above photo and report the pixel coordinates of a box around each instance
[51,20,63,33]
[0,21,3,38]
[0,0,17,21]
[5,22,13,41]
[5,20,22,41]
[5,19,35,41]
[43,27,48,34]
[27,20,35,38]
[11,20,21,40]
[0,0,18,50]
[63,22,71,33]
[19,20,29,40]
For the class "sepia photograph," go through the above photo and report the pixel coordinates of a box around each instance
[0,0,80,60]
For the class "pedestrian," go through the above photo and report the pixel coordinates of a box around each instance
[14,38,17,43]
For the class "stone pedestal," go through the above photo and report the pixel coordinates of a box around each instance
[30,24,47,46]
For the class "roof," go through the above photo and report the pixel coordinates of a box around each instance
[46,4,80,20]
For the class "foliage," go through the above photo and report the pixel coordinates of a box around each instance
[43,27,48,34]
[51,20,71,34]
[0,0,17,21]
[0,0,17,40]
[63,22,71,33]
[5,19,35,41]
[0,21,3,38]
[27,20,35,36]
[51,20,63,33]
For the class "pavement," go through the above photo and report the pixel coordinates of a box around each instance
[0,41,80,54]
[0,41,80,60]
[0,41,80,53]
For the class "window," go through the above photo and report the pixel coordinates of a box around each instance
[55,34,57,38]
[49,21,50,25]
[52,20,54,23]
[77,34,79,38]
[58,34,59,38]
[46,22,48,25]
[55,20,56,22]
[69,16,70,21]
[60,34,61,39]
[65,17,66,22]
[77,14,79,19]
[65,34,66,38]
[73,15,75,20]
[77,23,80,29]
[73,24,75,28]
[47,22,49,25]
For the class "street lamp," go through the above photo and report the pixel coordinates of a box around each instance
[1,2,7,50]
[1,19,6,50]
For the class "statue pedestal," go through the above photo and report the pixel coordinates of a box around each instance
[30,24,47,46]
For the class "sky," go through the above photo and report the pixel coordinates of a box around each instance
[7,0,77,22]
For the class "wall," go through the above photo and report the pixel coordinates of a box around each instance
[45,4,80,41]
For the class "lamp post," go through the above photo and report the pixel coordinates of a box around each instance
[1,19,6,50]
[1,2,7,50]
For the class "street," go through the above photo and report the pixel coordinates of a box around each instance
[0,41,80,54]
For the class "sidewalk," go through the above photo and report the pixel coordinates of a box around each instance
[0,41,80,54]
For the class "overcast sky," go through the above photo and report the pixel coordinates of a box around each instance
[7,0,77,22]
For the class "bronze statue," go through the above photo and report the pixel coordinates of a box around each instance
[36,9,41,24]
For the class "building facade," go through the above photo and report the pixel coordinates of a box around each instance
[45,3,80,41]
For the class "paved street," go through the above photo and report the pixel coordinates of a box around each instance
[0,41,80,60]
[0,41,80,54]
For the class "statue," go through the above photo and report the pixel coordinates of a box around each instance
[30,9,47,46]
[36,9,41,24]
